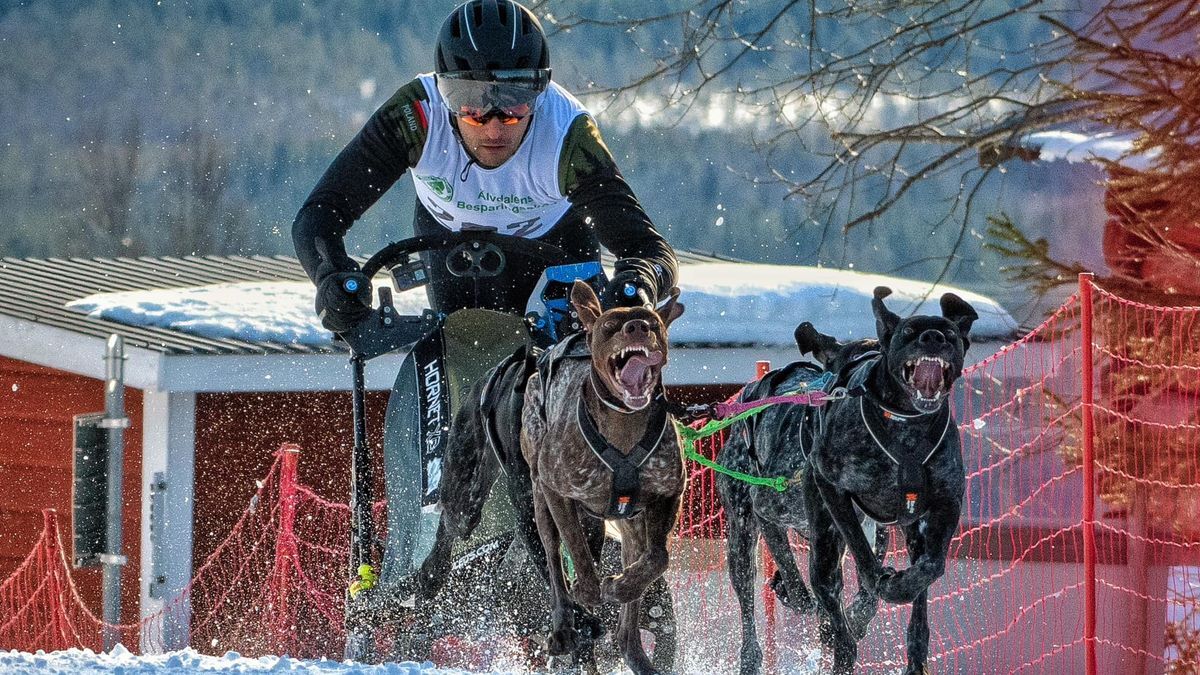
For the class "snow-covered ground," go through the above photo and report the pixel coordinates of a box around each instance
[66,262,1018,348]
[0,646,480,674]
[0,644,826,674]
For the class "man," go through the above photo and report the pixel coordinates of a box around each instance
[292,1,679,662]
[293,0,677,332]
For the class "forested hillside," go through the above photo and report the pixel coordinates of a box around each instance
[0,0,1107,300]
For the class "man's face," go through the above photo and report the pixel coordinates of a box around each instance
[455,114,531,168]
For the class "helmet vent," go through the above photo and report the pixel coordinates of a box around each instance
[454,56,473,71]
[497,0,509,25]
[472,3,484,26]
[521,12,532,35]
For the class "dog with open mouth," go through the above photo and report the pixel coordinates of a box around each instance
[522,280,685,675]
[717,324,889,675]
[802,286,978,675]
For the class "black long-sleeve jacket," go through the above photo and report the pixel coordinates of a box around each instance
[293,77,676,315]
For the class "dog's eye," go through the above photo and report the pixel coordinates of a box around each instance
[903,327,914,336]
[603,320,617,331]
[945,329,957,339]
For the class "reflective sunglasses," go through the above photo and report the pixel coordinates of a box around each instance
[455,102,534,126]
[436,68,549,124]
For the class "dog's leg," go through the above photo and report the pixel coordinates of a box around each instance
[600,496,678,604]
[845,524,889,641]
[532,483,579,657]
[543,490,604,608]
[874,500,960,605]
[761,522,815,615]
[720,479,764,675]
[803,473,856,675]
[415,402,501,604]
[813,474,894,597]
[613,525,657,675]
[900,522,931,675]
[642,575,677,672]
[505,458,550,586]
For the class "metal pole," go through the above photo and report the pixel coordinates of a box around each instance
[345,352,376,663]
[349,352,375,577]
[1079,274,1097,675]
[102,335,129,650]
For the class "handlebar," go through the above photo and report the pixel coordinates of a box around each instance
[360,231,567,281]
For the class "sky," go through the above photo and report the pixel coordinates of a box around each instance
[65,262,1019,349]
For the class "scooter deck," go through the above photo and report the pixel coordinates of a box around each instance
[380,308,529,583]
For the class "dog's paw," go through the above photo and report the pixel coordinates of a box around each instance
[845,590,880,641]
[875,568,922,604]
[770,570,816,614]
[575,608,607,641]
[859,565,896,595]
[737,640,763,675]
[601,573,645,604]
[547,626,580,656]
[570,576,603,608]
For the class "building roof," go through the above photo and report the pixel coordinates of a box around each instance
[0,250,740,357]
[0,251,1017,392]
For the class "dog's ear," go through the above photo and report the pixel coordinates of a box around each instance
[940,292,979,352]
[570,280,603,331]
[872,286,900,345]
[656,287,685,328]
[794,321,842,368]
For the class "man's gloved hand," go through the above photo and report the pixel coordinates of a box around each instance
[601,260,656,309]
[315,270,373,333]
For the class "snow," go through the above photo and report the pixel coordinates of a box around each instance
[0,645,481,674]
[1021,130,1155,169]
[0,644,826,674]
[65,262,1018,348]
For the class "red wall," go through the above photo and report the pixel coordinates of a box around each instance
[0,356,142,623]
[192,391,390,568]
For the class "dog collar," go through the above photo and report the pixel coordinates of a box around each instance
[576,382,669,519]
[589,369,660,415]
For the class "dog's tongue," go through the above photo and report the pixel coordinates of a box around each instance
[618,352,663,389]
[912,361,944,398]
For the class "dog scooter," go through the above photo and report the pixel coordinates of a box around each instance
[333,232,675,667]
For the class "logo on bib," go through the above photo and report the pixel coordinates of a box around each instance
[417,174,454,202]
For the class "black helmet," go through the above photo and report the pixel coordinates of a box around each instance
[435,1,551,116]
[435,0,550,73]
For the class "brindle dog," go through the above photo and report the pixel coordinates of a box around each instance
[522,281,685,675]
[805,287,977,675]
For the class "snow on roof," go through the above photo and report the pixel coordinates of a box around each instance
[1022,131,1155,170]
[66,263,1018,349]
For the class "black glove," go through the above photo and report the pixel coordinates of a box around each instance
[315,270,373,333]
[601,262,656,309]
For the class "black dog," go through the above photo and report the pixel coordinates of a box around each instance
[717,322,889,675]
[803,287,977,674]
[412,344,609,654]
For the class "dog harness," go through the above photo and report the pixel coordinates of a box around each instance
[839,355,951,523]
[479,344,541,477]
[576,382,669,519]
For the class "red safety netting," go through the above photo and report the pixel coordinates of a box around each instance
[0,278,1197,673]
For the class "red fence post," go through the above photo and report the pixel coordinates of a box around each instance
[272,444,302,651]
[754,361,779,674]
[1079,273,1098,675]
